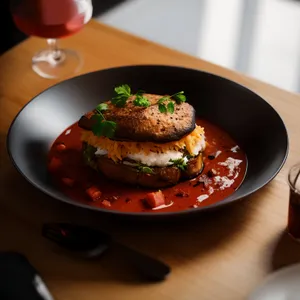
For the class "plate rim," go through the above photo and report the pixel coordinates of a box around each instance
[248,263,300,299]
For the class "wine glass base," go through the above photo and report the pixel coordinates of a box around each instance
[32,48,83,79]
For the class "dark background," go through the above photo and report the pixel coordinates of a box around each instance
[0,0,126,55]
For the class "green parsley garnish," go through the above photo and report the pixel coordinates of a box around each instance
[158,103,167,113]
[158,97,168,104]
[110,85,186,112]
[93,87,186,137]
[158,101,173,114]
[91,103,117,138]
[83,144,97,169]
[137,164,154,174]
[167,102,175,114]
[95,103,108,113]
[172,91,186,104]
[158,91,186,114]
[92,119,116,138]
[111,84,131,107]
[133,93,150,107]
[170,157,187,171]
[111,85,151,108]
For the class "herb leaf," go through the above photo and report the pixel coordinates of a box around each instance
[83,144,97,169]
[159,103,167,113]
[137,165,154,174]
[158,96,168,104]
[136,89,146,95]
[96,103,108,113]
[172,92,186,103]
[111,84,132,107]
[133,94,150,107]
[170,158,187,171]
[114,84,131,97]
[91,115,117,138]
[91,113,104,123]
[99,121,117,138]
[167,102,175,114]
[111,95,128,107]
[157,91,186,114]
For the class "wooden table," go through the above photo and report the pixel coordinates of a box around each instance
[1,20,300,300]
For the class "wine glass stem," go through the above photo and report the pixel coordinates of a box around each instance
[47,38,62,62]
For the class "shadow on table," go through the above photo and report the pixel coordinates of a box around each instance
[271,230,300,272]
[40,196,261,284]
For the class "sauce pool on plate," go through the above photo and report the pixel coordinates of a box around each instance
[48,119,247,213]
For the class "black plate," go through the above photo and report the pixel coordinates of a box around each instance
[7,65,288,218]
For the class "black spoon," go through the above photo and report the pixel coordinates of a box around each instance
[42,223,171,281]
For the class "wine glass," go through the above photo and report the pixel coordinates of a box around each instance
[10,0,93,79]
[287,162,300,242]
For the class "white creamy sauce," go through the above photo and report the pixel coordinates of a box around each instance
[214,176,234,190]
[231,145,239,153]
[127,150,183,167]
[191,136,206,156]
[122,161,137,167]
[197,194,209,202]
[208,186,214,195]
[95,138,205,167]
[190,177,198,182]
[152,202,174,210]
[95,148,108,156]
[215,150,222,158]
[65,129,71,135]
[183,157,189,164]
[218,157,243,176]
[234,172,239,179]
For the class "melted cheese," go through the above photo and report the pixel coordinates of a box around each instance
[81,125,205,162]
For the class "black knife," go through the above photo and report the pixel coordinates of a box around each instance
[42,222,171,281]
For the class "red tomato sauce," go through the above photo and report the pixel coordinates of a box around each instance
[48,119,247,213]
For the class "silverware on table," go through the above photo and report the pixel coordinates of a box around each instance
[42,222,171,281]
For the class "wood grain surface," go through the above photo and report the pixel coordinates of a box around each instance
[1,20,300,300]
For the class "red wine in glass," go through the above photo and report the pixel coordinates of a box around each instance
[10,0,93,79]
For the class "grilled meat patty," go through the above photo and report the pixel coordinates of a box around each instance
[95,153,203,188]
[79,94,196,143]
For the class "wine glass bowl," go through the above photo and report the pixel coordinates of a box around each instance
[10,0,93,79]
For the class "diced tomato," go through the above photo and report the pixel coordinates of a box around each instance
[48,157,62,172]
[86,186,102,202]
[56,143,66,152]
[101,199,111,207]
[61,177,75,187]
[145,190,166,208]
